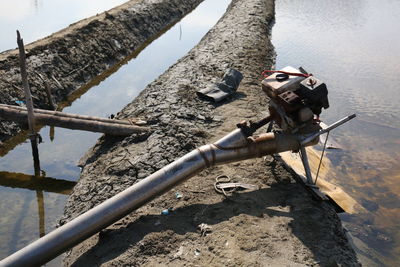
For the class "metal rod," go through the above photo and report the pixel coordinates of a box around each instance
[300,114,356,146]
[0,129,310,266]
[314,131,329,185]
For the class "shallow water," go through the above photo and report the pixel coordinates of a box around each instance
[272,0,400,265]
[0,0,127,52]
[1,0,399,265]
[0,0,231,260]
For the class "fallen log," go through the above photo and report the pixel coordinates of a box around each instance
[0,105,149,136]
[0,104,146,126]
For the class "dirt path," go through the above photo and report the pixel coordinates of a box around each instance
[0,0,203,143]
[60,0,360,266]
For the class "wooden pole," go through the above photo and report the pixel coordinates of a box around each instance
[17,30,40,176]
[49,126,55,142]
[1,104,146,126]
[17,31,35,132]
[0,105,149,136]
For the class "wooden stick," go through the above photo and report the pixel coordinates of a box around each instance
[50,75,63,89]
[34,72,56,110]
[49,126,55,142]
[1,104,147,126]
[17,30,41,175]
[17,30,36,133]
[0,106,149,136]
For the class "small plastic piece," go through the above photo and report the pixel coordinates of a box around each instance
[161,208,173,215]
[197,68,243,102]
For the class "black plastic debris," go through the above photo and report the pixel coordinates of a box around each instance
[197,68,243,102]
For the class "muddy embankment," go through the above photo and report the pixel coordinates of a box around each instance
[59,0,360,266]
[0,0,203,143]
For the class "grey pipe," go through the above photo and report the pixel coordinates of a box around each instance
[0,129,313,266]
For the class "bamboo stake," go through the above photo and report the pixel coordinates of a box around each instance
[0,106,149,136]
[17,30,40,176]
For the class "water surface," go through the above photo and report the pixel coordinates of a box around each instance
[2,0,398,265]
[0,0,127,52]
[272,0,400,265]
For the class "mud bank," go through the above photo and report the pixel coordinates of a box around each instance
[0,0,203,143]
[59,0,360,266]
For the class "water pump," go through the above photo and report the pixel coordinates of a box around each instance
[0,67,355,266]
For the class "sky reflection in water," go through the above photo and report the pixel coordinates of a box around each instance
[272,0,400,264]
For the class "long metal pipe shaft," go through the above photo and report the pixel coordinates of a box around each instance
[0,129,311,266]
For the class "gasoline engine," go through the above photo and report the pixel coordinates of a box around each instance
[261,66,329,133]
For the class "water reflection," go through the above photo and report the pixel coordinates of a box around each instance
[273,0,400,265]
[0,171,75,257]
[32,0,42,12]
[0,171,76,194]
[0,170,75,254]
[36,190,45,237]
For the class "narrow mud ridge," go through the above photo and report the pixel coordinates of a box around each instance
[61,0,360,266]
[0,0,203,143]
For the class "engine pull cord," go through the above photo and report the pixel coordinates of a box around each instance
[314,131,330,185]
[261,70,313,78]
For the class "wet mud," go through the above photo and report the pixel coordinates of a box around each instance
[58,0,360,266]
[0,0,203,143]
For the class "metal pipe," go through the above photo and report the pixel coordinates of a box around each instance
[0,129,313,266]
